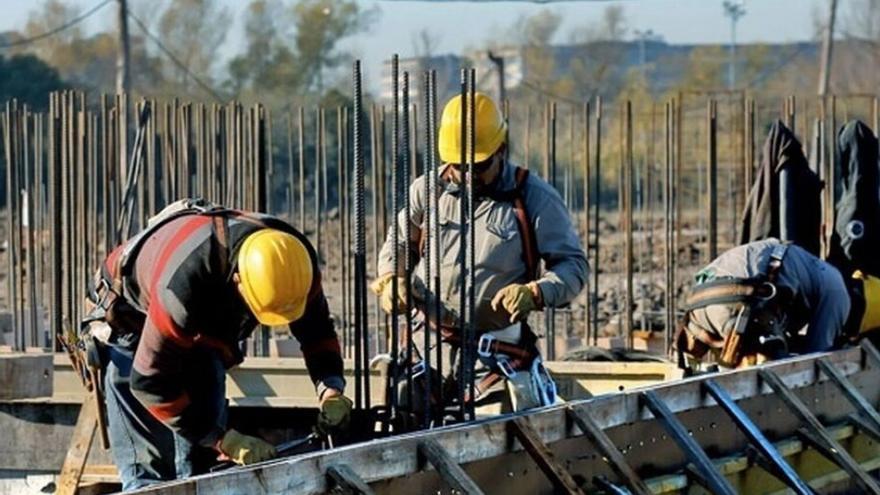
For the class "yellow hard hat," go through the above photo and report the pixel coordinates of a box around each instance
[237,229,313,326]
[438,92,507,164]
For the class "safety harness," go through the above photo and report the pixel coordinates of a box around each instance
[411,165,553,405]
[83,199,235,337]
[675,243,794,371]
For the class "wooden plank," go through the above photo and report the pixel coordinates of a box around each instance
[56,398,98,495]
[566,406,651,495]
[0,352,53,399]
[508,417,585,495]
[326,464,376,495]
[417,439,485,495]
[759,368,880,494]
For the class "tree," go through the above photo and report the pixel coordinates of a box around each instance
[157,0,230,95]
[291,0,375,94]
[0,54,66,110]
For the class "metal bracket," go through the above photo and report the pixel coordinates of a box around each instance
[639,390,737,495]
[566,406,651,495]
[703,379,814,495]
[326,464,375,495]
[758,368,880,494]
[508,417,585,495]
[417,439,485,495]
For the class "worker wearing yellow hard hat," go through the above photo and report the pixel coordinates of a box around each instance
[373,92,587,425]
[82,199,351,489]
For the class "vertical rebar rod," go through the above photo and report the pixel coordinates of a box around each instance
[664,101,675,353]
[707,99,718,260]
[591,97,601,346]
[401,72,415,425]
[421,70,433,429]
[466,68,477,420]
[315,107,323,261]
[298,107,305,229]
[581,101,590,347]
[353,60,368,411]
[389,54,401,424]
[428,70,443,419]
[545,101,557,359]
[337,108,349,354]
[623,101,634,348]
[457,69,468,421]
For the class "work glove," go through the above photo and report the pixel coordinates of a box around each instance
[217,429,276,466]
[370,273,409,314]
[316,390,353,435]
[491,283,542,323]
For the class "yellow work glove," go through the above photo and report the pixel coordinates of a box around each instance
[370,273,409,314]
[316,391,353,435]
[217,429,276,466]
[491,283,542,323]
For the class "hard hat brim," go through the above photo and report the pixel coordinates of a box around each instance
[253,298,306,327]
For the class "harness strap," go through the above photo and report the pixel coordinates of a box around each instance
[418,165,539,282]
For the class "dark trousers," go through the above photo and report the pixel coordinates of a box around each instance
[103,342,226,491]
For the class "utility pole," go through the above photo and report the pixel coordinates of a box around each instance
[487,51,506,104]
[632,29,656,82]
[116,0,131,96]
[722,1,746,91]
[818,0,838,96]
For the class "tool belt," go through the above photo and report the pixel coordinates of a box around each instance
[675,243,795,371]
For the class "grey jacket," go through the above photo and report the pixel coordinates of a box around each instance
[691,238,850,352]
[377,162,588,331]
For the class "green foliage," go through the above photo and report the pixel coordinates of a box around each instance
[0,54,65,110]
[225,0,376,109]
[157,0,230,96]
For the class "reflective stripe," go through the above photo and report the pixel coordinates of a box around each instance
[147,392,191,422]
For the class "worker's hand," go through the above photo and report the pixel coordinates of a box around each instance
[370,273,409,314]
[217,429,276,466]
[316,389,353,435]
[491,283,542,323]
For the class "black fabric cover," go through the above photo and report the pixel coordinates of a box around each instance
[828,120,880,277]
[739,120,822,256]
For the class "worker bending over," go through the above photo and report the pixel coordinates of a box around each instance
[82,199,352,490]
[373,92,587,422]
[676,238,880,371]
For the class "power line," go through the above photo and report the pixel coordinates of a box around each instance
[127,10,225,103]
[0,0,113,49]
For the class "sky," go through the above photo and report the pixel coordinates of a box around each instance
[0,0,832,90]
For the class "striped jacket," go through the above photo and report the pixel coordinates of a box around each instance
[103,211,344,447]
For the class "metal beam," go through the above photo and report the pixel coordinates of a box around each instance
[326,465,375,495]
[703,379,814,495]
[758,368,880,494]
[508,417,585,495]
[418,439,485,495]
[640,390,737,495]
[817,358,880,432]
[566,406,651,495]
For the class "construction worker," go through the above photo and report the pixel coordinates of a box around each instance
[675,238,852,371]
[372,93,587,422]
[82,199,351,490]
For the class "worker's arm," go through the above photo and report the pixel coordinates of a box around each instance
[287,276,345,398]
[525,178,588,307]
[376,175,426,277]
[129,289,228,448]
